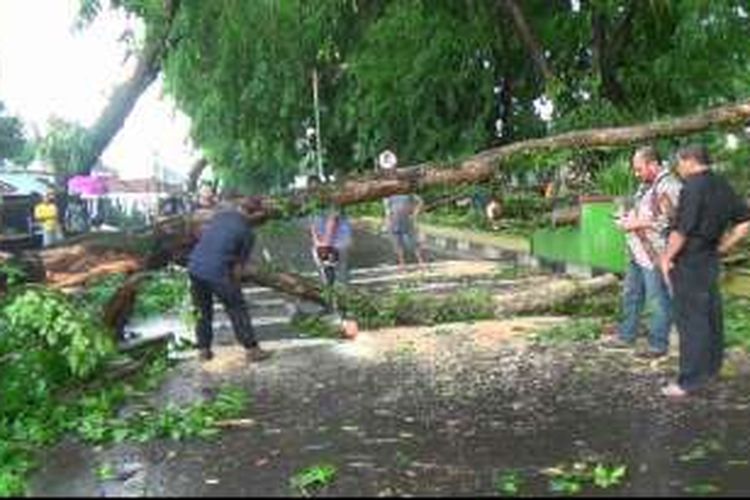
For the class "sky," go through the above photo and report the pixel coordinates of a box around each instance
[0,0,199,180]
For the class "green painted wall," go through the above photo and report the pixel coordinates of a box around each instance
[531,201,626,273]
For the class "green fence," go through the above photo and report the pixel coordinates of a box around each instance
[531,200,626,273]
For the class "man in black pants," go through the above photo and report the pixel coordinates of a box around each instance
[660,145,750,398]
[187,197,272,362]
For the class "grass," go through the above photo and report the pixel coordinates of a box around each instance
[289,464,337,496]
[345,286,495,330]
[532,319,603,345]
[290,314,341,339]
[725,296,750,352]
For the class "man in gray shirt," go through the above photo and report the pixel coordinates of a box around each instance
[384,193,426,271]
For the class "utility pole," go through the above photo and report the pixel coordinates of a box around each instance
[312,68,324,179]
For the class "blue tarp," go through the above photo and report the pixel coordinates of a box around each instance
[0,171,54,197]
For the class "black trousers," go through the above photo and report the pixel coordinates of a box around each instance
[189,274,258,350]
[671,252,724,391]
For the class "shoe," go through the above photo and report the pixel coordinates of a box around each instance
[602,337,635,349]
[661,383,689,399]
[198,347,214,361]
[601,324,618,337]
[246,346,273,363]
[635,349,668,360]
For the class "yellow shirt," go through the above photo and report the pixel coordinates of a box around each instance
[34,202,59,232]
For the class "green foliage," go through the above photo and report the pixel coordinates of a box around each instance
[725,297,750,352]
[0,274,250,496]
[421,193,551,237]
[289,463,337,497]
[344,1,498,164]
[345,200,384,219]
[0,288,115,417]
[532,319,603,346]
[73,384,248,444]
[544,461,627,495]
[78,267,189,319]
[132,267,189,319]
[0,101,29,165]
[37,117,92,180]
[80,0,750,196]
[345,286,495,330]
[592,155,636,197]
[78,273,128,311]
[544,287,620,318]
[0,260,28,288]
[291,314,341,339]
[493,469,524,496]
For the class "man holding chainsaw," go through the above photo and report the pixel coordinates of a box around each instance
[605,146,682,359]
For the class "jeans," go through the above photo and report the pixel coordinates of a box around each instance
[189,274,258,350]
[618,259,672,352]
[42,228,62,247]
[671,252,723,391]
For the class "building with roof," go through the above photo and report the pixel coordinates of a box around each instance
[0,167,54,250]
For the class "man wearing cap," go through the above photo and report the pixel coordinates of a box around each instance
[187,197,272,362]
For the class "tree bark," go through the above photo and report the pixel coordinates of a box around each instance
[591,6,633,107]
[186,157,209,193]
[79,0,182,173]
[494,274,617,316]
[500,0,555,82]
[305,99,750,212]
[4,99,750,330]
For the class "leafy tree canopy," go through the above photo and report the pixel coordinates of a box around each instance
[37,118,92,183]
[81,0,750,192]
[0,101,31,166]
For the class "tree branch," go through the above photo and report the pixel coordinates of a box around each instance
[500,0,555,82]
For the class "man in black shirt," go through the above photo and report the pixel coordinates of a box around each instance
[188,196,272,362]
[660,145,750,398]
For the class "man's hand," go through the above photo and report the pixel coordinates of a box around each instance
[621,214,655,232]
[659,254,674,294]
[231,262,244,285]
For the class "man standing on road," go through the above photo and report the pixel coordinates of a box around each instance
[378,149,426,271]
[660,145,750,398]
[187,196,272,363]
[606,146,682,359]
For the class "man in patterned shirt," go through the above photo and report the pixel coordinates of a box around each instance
[605,146,682,358]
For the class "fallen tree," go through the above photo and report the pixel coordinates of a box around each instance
[2,99,749,332]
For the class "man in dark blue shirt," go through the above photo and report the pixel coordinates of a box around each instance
[660,145,750,398]
[188,197,272,362]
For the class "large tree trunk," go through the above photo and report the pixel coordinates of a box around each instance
[3,99,749,330]
[301,99,750,213]
[79,0,182,173]
[591,6,634,108]
[186,157,209,193]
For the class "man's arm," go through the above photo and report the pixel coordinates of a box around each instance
[718,220,750,255]
[310,219,320,247]
[323,213,337,246]
[659,230,686,291]
[413,195,424,216]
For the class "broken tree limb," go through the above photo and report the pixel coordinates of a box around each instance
[494,274,619,317]
[260,99,750,219]
[2,99,748,334]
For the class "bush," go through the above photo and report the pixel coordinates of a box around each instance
[0,288,115,418]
